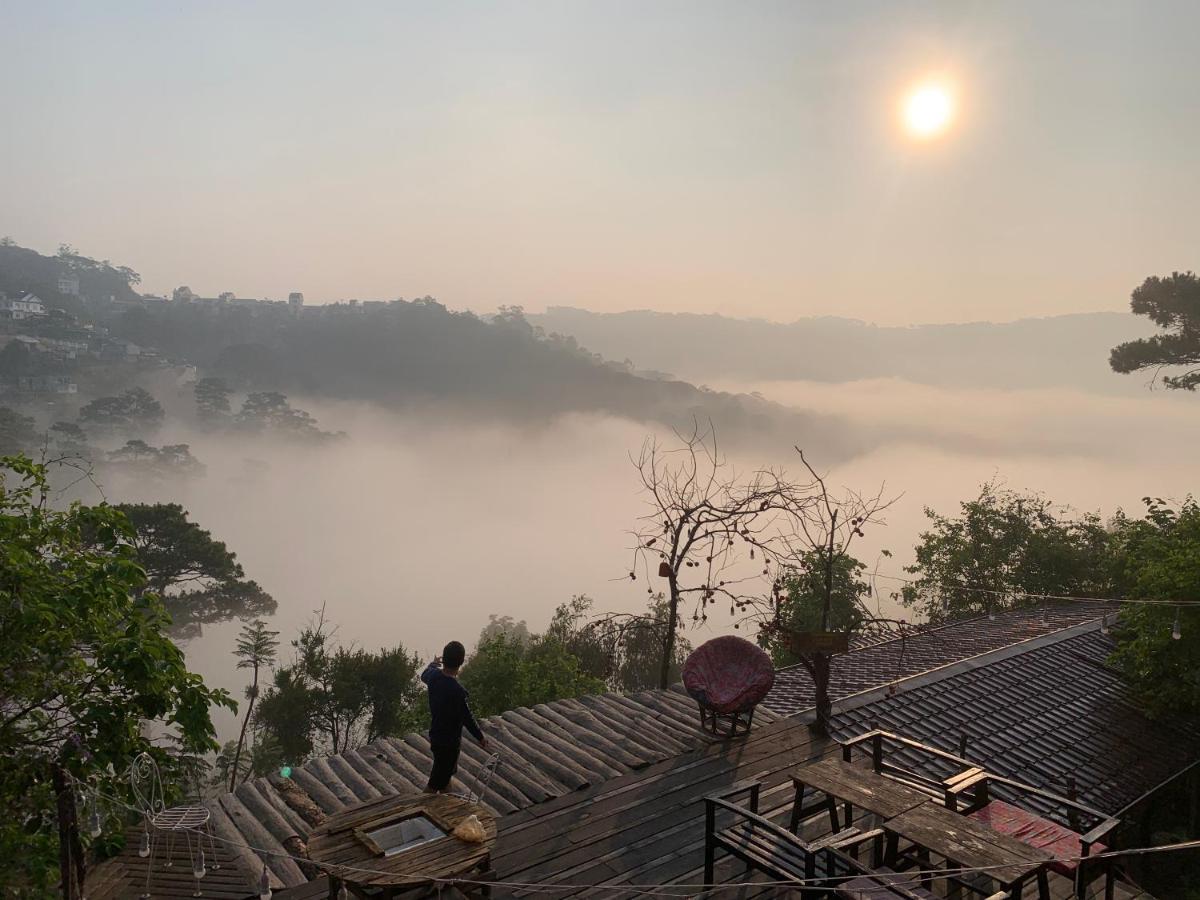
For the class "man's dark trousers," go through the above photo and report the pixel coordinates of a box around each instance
[428,742,461,791]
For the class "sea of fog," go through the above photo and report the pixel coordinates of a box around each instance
[95,379,1199,742]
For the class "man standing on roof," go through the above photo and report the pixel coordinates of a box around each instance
[422,640,488,793]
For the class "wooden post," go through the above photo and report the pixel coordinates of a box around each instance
[1065,775,1082,832]
[52,763,82,900]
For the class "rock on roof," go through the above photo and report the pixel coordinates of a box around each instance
[763,602,1121,717]
[206,685,782,888]
[830,625,1200,819]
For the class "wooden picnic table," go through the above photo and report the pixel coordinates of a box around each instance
[882,801,1053,900]
[789,755,933,834]
[308,793,496,898]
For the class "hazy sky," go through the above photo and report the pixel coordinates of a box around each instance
[3,1,1198,324]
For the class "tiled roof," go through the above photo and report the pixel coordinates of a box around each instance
[762,602,1120,717]
[830,627,1200,818]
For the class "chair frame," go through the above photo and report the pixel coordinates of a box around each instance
[130,752,219,898]
[842,730,1121,900]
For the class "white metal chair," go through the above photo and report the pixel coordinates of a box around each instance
[129,752,219,898]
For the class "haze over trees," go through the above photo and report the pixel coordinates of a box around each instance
[533,307,1159,394]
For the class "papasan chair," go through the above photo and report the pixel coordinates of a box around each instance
[682,635,775,737]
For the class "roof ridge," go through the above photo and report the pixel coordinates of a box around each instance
[773,601,1116,675]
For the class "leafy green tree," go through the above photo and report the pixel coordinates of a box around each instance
[903,482,1111,623]
[1110,272,1200,391]
[255,615,425,763]
[78,386,164,435]
[1109,498,1200,718]
[115,502,276,636]
[760,551,870,667]
[212,739,252,791]
[460,627,606,718]
[194,376,233,426]
[0,455,233,893]
[546,595,691,692]
[0,406,39,455]
[230,620,279,791]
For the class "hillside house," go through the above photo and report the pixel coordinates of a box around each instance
[0,292,46,320]
[16,373,77,393]
[57,273,81,296]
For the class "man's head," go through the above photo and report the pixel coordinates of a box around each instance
[442,640,466,673]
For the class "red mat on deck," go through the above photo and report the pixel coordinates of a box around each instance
[968,799,1105,876]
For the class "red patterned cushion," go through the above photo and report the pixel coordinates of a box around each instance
[682,636,775,714]
[968,799,1106,876]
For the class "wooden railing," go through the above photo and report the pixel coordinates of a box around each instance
[840,729,1118,838]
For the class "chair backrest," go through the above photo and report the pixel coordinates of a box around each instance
[467,753,502,805]
[130,752,166,818]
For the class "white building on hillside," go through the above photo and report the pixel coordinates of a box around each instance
[0,293,47,320]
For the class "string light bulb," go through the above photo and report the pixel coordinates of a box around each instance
[258,864,272,900]
[337,883,349,900]
[1173,610,1182,640]
[193,846,206,880]
[1100,615,1110,636]
[138,829,151,858]
[88,808,102,838]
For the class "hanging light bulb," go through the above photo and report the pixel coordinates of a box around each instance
[1173,610,1182,640]
[88,808,102,838]
[139,829,151,858]
[193,846,206,880]
[1100,615,1110,636]
[258,864,272,900]
[337,883,348,900]
[988,604,996,621]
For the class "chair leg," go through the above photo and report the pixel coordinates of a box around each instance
[789,782,804,833]
[142,827,155,899]
[206,820,220,871]
[703,833,715,885]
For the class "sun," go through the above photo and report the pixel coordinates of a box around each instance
[902,82,955,139]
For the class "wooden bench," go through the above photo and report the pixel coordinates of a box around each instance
[703,781,936,899]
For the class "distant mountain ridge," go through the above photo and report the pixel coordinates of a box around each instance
[529,307,1155,394]
[0,240,863,456]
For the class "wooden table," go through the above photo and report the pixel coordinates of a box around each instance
[789,755,933,835]
[308,793,497,898]
[882,802,1053,899]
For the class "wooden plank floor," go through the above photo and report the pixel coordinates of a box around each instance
[85,827,258,899]
[489,716,1153,900]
